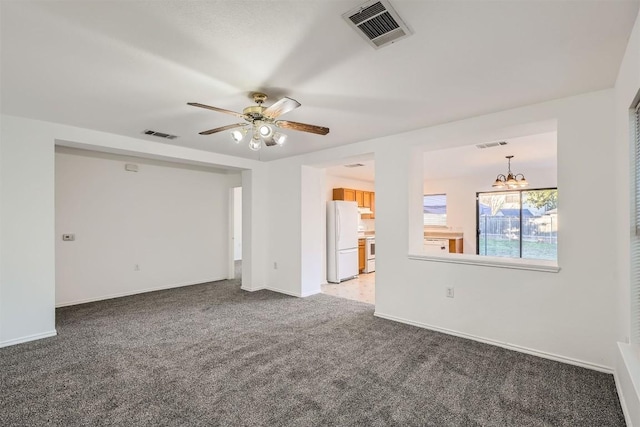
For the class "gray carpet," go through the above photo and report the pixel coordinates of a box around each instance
[0,277,625,426]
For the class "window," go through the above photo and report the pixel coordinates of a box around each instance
[632,101,640,344]
[423,194,447,227]
[477,188,558,261]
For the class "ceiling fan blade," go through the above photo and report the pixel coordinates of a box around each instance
[275,120,329,135]
[263,97,301,119]
[188,102,246,119]
[199,123,246,135]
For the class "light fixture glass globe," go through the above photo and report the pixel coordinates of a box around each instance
[249,138,262,151]
[273,132,287,146]
[230,128,247,143]
[259,124,273,138]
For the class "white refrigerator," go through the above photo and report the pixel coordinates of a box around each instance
[327,201,359,283]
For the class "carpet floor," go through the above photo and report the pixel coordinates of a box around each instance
[0,278,625,426]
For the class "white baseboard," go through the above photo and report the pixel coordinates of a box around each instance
[55,277,226,308]
[615,342,640,427]
[0,330,57,348]
[374,311,613,374]
[614,370,633,427]
[240,285,266,292]
[240,285,320,298]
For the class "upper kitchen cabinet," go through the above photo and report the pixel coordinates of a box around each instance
[363,192,375,219]
[333,188,356,202]
[363,192,372,209]
[333,188,375,219]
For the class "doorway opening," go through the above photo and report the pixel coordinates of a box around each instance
[228,186,242,280]
[321,156,375,305]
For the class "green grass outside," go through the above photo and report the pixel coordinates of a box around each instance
[478,237,557,261]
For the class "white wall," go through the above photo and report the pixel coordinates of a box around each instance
[613,7,640,426]
[234,187,242,261]
[424,166,557,254]
[0,115,266,347]
[55,147,236,306]
[0,117,56,346]
[301,166,324,297]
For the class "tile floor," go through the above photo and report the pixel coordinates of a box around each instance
[321,272,375,304]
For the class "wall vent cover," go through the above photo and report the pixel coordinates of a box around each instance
[143,129,178,140]
[342,0,412,49]
[476,141,508,149]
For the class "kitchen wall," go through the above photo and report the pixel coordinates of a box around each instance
[55,147,239,306]
[423,166,557,254]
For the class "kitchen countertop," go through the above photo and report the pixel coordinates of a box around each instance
[424,230,464,239]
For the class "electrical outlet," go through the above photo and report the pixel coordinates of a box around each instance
[62,234,75,241]
[134,264,140,271]
[273,262,278,270]
[446,287,454,298]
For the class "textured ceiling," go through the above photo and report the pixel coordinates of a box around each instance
[1,1,638,162]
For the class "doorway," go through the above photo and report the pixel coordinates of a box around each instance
[321,157,376,305]
[228,186,242,280]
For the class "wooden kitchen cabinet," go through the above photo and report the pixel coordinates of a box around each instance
[333,188,375,219]
[363,191,371,208]
[333,188,356,202]
[358,239,366,273]
[362,192,375,219]
[448,238,463,253]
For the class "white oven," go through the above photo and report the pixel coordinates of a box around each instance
[364,236,375,273]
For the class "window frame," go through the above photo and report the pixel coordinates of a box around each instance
[423,193,448,228]
[476,187,558,260]
[631,101,640,344]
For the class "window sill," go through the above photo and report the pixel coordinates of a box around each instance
[408,252,560,273]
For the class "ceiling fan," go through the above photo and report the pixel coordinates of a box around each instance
[188,92,329,151]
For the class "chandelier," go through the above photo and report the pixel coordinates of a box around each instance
[492,155,528,189]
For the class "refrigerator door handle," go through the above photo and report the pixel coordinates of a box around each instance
[337,209,341,242]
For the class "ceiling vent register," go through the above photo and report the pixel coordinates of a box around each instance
[475,141,508,149]
[342,0,412,49]
[143,129,178,140]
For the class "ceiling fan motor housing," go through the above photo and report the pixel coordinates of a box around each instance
[243,105,267,121]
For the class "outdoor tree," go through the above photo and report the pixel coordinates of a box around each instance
[526,189,557,211]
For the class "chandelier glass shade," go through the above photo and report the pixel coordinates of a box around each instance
[492,155,528,189]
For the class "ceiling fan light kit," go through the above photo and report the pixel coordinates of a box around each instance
[492,155,529,189]
[188,92,328,151]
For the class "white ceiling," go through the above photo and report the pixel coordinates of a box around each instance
[1,1,638,162]
[324,131,557,182]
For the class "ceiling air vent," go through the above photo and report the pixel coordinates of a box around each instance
[344,163,365,168]
[142,129,178,140]
[342,0,412,49]
[476,141,508,149]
